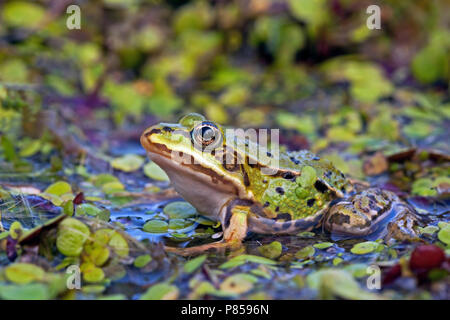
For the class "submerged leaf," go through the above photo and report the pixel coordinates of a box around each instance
[56,218,90,257]
[183,255,207,274]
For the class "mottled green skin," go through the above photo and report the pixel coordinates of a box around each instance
[247,150,350,220]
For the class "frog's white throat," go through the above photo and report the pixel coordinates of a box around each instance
[146,151,237,219]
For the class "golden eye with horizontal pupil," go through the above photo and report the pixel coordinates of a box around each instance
[191,121,222,151]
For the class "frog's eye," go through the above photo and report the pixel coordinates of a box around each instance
[191,121,222,151]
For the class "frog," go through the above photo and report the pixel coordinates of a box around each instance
[141,113,421,255]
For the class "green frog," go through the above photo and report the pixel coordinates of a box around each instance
[141,113,420,255]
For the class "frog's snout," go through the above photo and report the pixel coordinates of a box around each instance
[140,125,160,151]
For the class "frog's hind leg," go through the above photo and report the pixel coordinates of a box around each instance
[164,201,250,256]
[323,188,422,243]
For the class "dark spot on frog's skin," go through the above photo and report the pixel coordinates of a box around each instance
[282,172,295,180]
[367,194,378,203]
[275,206,279,212]
[290,157,300,165]
[314,180,329,193]
[312,156,320,160]
[266,152,272,157]
[341,187,346,194]
[241,165,250,186]
[294,219,315,229]
[248,161,257,168]
[275,187,285,195]
[307,199,315,207]
[263,202,270,208]
[276,213,292,221]
[341,172,345,178]
[281,221,293,230]
[263,179,268,184]
[324,171,332,179]
[327,213,350,226]
[162,126,174,132]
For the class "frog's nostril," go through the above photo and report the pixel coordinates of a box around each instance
[162,126,174,132]
[140,134,149,148]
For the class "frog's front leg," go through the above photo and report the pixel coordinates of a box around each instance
[323,188,422,243]
[164,200,250,256]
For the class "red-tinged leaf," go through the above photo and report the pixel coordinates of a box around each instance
[409,245,445,271]
[6,236,18,261]
[382,264,401,286]
[73,192,85,205]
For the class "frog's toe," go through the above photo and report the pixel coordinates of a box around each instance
[323,200,375,239]
[384,208,423,244]
[324,188,423,242]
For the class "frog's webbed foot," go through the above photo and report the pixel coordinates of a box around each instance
[384,206,423,244]
[324,188,423,243]
[164,200,249,257]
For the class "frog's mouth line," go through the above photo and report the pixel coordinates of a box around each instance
[141,136,246,198]
[140,133,173,158]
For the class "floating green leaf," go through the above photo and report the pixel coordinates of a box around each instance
[44,181,73,196]
[111,154,144,172]
[219,273,258,295]
[313,242,334,250]
[143,220,169,233]
[81,262,105,283]
[258,241,282,259]
[57,218,90,257]
[140,283,179,300]
[296,246,315,259]
[109,231,129,257]
[438,225,450,245]
[143,162,169,181]
[2,2,45,28]
[350,241,380,255]
[0,284,50,300]
[219,254,276,269]
[164,201,197,219]
[134,255,152,268]
[5,263,45,285]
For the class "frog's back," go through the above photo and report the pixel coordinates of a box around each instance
[246,149,350,223]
